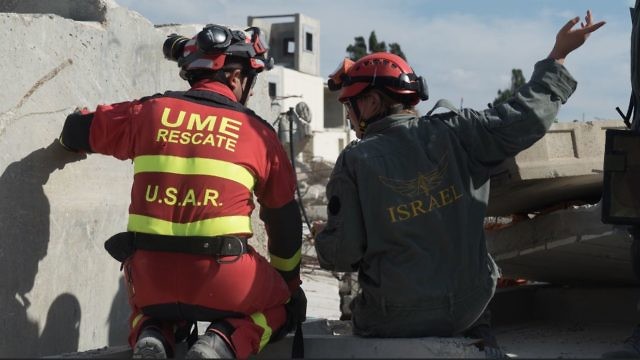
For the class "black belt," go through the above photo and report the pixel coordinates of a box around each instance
[132,232,248,257]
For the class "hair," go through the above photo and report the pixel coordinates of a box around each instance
[366,88,418,118]
[186,55,252,86]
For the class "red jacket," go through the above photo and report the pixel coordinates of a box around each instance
[89,81,295,237]
[61,80,302,287]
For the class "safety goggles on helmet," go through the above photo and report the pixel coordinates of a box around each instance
[163,24,274,80]
[328,52,429,105]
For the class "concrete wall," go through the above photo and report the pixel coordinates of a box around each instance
[248,13,320,77]
[295,13,320,77]
[264,65,349,163]
[280,67,324,132]
[324,86,347,129]
[267,21,296,69]
[0,0,111,21]
[495,120,626,181]
[0,1,272,356]
[486,203,635,285]
[488,119,627,216]
[312,131,350,163]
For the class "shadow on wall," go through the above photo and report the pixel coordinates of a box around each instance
[0,139,85,357]
[108,275,130,346]
[40,293,82,356]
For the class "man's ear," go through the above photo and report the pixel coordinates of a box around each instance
[226,69,243,90]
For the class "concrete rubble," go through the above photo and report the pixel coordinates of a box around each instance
[484,119,635,285]
[487,119,625,216]
[486,202,635,285]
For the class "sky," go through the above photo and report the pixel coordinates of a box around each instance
[115,0,637,122]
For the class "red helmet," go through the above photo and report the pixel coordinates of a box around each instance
[163,25,273,80]
[328,52,428,105]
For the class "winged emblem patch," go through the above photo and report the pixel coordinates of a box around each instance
[378,153,449,197]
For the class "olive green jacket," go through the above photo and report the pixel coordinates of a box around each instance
[315,58,577,311]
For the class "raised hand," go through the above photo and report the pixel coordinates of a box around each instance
[548,10,606,64]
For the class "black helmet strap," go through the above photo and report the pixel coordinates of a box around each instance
[239,70,257,105]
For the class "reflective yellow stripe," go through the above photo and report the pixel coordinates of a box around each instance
[269,248,301,272]
[134,155,255,191]
[131,313,144,330]
[128,214,252,236]
[250,312,272,351]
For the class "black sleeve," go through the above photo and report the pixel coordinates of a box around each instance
[260,199,302,288]
[59,112,94,152]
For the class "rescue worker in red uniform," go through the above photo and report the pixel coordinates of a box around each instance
[58,24,305,359]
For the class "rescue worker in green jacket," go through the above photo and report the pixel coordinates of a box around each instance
[313,10,605,355]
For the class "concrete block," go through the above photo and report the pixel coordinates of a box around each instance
[487,120,627,216]
[0,0,116,22]
[487,203,636,284]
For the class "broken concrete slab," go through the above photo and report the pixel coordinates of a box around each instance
[0,0,116,22]
[487,203,636,285]
[488,120,626,216]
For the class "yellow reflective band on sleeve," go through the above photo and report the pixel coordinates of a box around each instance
[128,214,252,236]
[250,312,272,351]
[131,313,144,330]
[269,248,301,272]
[134,155,255,191]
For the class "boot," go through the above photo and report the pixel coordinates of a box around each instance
[185,330,235,359]
[464,324,508,359]
[133,327,168,359]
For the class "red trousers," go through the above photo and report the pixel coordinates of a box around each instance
[124,247,290,359]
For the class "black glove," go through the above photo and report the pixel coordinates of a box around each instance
[269,287,307,344]
[288,287,307,325]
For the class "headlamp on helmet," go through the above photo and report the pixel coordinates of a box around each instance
[162,24,273,80]
[327,58,355,91]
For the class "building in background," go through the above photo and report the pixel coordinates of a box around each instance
[248,13,351,165]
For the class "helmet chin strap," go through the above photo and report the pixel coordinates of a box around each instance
[238,72,256,105]
[348,98,367,133]
[349,97,386,135]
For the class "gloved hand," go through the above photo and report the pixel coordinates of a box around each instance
[287,287,307,325]
[270,287,307,343]
[58,106,93,153]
